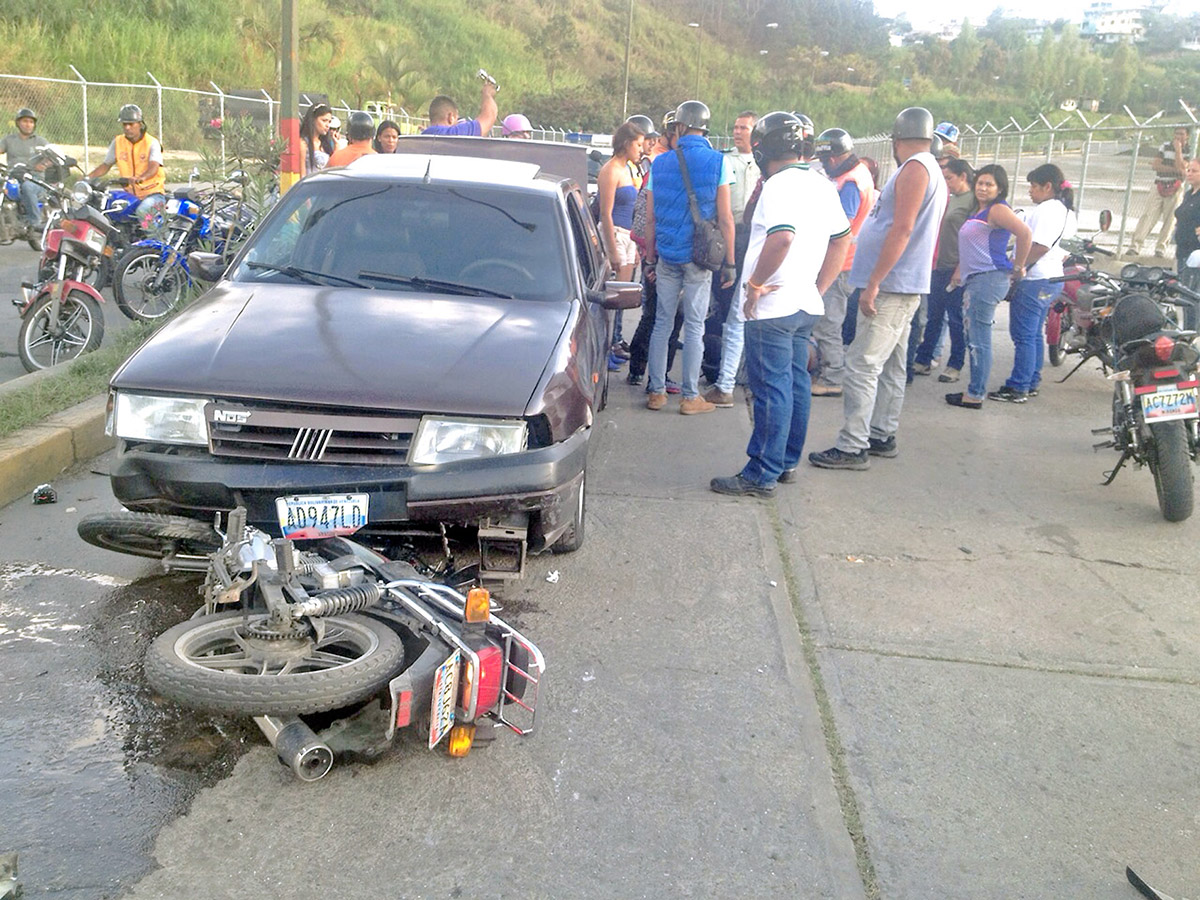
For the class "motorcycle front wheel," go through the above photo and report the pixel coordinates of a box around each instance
[114,246,189,322]
[17,289,104,372]
[145,611,405,715]
[1149,421,1195,522]
[77,511,221,560]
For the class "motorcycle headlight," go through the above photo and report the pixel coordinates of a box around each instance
[114,393,208,445]
[72,180,92,205]
[409,417,527,465]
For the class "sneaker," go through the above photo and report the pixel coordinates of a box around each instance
[937,367,961,383]
[665,379,682,395]
[608,352,625,372]
[626,372,644,385]
[808,446,870,470]
[779,468,798,484]
[911,362,932,376]
[679,395,716,415]
[1028,387,1039,398]
[646,392,668,410]
[811,381,843,397]
[704,387,735,408]
[868,436,898,457]
[710,473,775,498]
[987,385,1028,404]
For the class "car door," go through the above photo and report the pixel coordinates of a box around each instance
[563,187,610,406]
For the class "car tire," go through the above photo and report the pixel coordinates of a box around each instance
[550,471,586,553]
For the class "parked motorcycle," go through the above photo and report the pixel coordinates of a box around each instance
[1046,210,1115,371]
[76,506,544,780]
[39,178,148,289]
[113,183,253,322]
[13,204,119,371]
[1053,264,1200,521]
[0,162,71,251]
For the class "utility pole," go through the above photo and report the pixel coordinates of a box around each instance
[621,0,634,121]
[279,0,301,193]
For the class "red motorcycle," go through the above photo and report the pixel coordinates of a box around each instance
[1045,212,1115,371]
[12,204,117,371]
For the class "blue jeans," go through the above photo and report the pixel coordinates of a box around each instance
[715,301,745,393]
[915,268,965,370]
[1004,278,1056,393]
[648,260,713,398]
[19,179,45,227]
[964,269,1010,398]
[741,308,818,485]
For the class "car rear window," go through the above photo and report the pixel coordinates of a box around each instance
[234,180,570,301]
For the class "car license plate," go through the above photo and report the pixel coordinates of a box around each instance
[429,649,461,749]
[275,493,369,539]
[1140,386,1199,423]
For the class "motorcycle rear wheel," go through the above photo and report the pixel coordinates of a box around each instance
[114,246,188,322]
[17,289,104,372]
[77,511,221,559]
[1047,304,1070,367]
[145,611,405,715]
[1149,421,1194,522]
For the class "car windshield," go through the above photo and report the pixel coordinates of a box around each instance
[233,180,570,301]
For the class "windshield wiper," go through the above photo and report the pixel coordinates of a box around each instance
[357,270,514,299]
[246,261,368,288]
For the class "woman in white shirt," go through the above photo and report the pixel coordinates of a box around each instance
[989,163,1077,403]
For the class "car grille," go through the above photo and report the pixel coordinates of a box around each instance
[207,404,419,465]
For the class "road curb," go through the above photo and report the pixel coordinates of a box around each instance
[0,394,111,507]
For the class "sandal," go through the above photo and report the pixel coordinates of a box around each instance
[945,392,982,409]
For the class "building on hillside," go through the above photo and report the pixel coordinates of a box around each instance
[1081,1,1159,42]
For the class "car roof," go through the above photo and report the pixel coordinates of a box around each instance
[375,135,589,191]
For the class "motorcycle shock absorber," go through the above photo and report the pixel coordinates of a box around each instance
[1116,376,1142,454]
[290,582,382,618]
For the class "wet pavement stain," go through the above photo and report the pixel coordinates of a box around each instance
[0,569,258,899]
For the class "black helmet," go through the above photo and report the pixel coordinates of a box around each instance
[750,111,806,168]
[674,100,710,134]
[815,127,852,159]
[661,110,677,135]
[626,114,658,138]
[118,104,144,123]
[347,111,374,142]
[892,106,934,141]
[15,107,36,122]
[930,133,945,159]
[794,113,815,140]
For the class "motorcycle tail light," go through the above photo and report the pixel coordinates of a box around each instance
[1152,369,1180,380]
[463,645,504,713]
[464,586,490,623]
[446,724,476,758]
[1154,336,1175,361]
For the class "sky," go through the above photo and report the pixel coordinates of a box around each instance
[870,0,1200,29]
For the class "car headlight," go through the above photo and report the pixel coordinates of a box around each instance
[410,417,527,465]
[114,393,208,445]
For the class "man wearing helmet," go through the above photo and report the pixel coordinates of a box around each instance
[88,104,167,219]
[810,126,879,398]
[642,99,736,414]
[809,107,947,470]
[709,111,850,497]
[327,111,377,166]
[1,107,51,228]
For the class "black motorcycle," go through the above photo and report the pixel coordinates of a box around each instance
[1057,264,1200,521]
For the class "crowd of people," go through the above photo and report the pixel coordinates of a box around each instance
[6,86,1200,499]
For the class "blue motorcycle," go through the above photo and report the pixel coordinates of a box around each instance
[113,184,251,322]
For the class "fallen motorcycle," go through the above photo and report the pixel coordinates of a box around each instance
[77,506,544,780]
[1053,264,1200,521]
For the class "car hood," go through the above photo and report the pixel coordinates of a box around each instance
[112,283,572,416]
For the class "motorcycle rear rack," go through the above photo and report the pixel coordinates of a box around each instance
[382,579,544,736]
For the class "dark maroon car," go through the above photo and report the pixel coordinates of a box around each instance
[103,140,638,578]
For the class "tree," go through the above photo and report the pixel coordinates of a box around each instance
[537,12,580,90]
[950,20,983,85]
[1107,40,1136,107]
[235,0,342,89]
[361,41,425,109]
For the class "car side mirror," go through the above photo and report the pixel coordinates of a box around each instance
[188,251,227,283]
[597,280,642,310]
[1098,209,1112,232]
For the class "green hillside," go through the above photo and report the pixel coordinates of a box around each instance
[0,0,1195,136]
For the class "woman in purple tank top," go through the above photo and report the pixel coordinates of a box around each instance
[945,164,1032,409]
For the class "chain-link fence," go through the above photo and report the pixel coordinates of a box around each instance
[856,104,1200,259]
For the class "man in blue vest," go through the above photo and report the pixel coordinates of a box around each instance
[642,100,736,414]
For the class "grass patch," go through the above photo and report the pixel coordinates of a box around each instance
[0,319,155,441]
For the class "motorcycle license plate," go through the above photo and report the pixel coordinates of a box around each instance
[1139,385,1199,423]
[429,649,461,749]
[274,493,368,539]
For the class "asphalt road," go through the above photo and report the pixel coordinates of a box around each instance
[1,315,1198,899]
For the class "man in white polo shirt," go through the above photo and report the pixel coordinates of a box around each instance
[710,111,851,498]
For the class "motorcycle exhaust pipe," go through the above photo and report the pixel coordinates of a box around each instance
[253,715,334,782]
